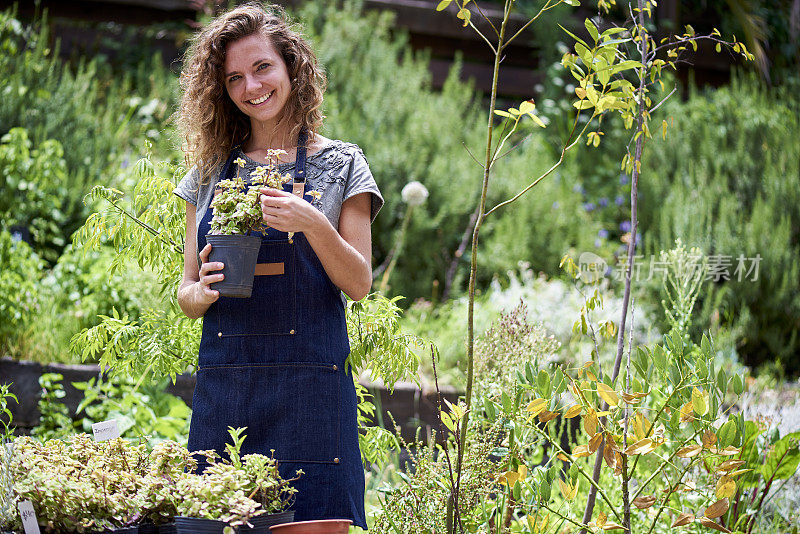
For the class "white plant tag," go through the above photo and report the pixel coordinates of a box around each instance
[92,419,120,441]
[18,500,41,534]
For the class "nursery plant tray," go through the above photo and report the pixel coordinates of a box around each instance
[175,512,294,534]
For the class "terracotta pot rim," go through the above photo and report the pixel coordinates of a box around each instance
[272,519,352,525]
[269,519,352,531]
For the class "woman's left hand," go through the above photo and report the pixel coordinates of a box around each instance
[260,187,324,234]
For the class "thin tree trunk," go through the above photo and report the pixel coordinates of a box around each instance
[449,3,511,531]
[579,1,648,530]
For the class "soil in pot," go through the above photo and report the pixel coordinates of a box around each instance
[206,234,262,298]
[268,519,351,534]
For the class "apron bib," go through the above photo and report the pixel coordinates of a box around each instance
[188,132,366,527]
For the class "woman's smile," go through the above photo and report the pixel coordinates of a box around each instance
[247,90,274,106]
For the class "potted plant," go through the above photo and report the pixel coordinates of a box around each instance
[207,150,291,298]
[10,434,152,533]
[134,440,199,534]
[173,428,301,534]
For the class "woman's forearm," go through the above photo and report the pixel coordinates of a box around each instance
[304,213,372,301]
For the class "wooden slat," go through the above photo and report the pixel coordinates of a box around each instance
[82,0,197,11]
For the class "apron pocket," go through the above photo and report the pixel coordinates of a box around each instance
[214,238,297,336]
[192,363,341,464]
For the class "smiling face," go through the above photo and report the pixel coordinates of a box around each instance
[224,32,292,134]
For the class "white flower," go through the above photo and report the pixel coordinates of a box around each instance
[233,157,247,168]
[401,180,429,207]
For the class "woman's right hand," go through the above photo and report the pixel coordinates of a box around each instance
[196,243,225,304]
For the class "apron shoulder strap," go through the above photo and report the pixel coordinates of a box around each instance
[292,129,308,198]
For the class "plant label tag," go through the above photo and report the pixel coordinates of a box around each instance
[18,500,41,534]
[92,419,120,441]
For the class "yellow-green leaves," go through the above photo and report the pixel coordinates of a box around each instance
[456,7,471,27]
[435,0,470,26]
[440,398,468,434]
[716,475,736,499]
[584,408,599,436]
[596,383,619,406]
[557,478,579,500]
[494,100,546,127]
[692,387,710,417]
[526,398,548,418]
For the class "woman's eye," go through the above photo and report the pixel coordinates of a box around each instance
[228,75,241,83]
[257,63,270,71]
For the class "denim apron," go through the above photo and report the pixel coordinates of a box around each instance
[188,132,367,528]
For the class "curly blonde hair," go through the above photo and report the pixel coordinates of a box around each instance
[178,2,326,179]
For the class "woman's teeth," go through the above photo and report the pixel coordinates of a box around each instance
[248,91,273,105]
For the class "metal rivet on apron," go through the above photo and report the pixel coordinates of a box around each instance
[218,332,222,337]
[288,238,293,244]
[333,457,340,464]
[332,364,338,371]
[290,329,295,334]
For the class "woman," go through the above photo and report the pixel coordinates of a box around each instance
[173,3,382,528]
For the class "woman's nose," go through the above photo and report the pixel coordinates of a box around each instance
[245,75,260,92]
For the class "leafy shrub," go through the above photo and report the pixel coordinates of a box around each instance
[30,372,191,445]
[0,128,69,262]
[639,75,800,373]
[0,7,179,262]
[0,229,43,358]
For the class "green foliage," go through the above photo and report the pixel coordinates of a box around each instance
[70,306,201,383]
[346,293,424,389]
[639,75,800,373]
[0,229,43,358]
[30,373,73,441]
[10,435,193,531]
[30,372,192,445]
[72,375,191,445]
[725,422,800,532]
[0,7,179,263]
[371,421,503,533]
[0,384,17,531]
[75,147,186,295]
[70,148,199,380]
[0,128,69,261]
[355,382,400,469]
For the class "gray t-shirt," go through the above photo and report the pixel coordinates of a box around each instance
[174,139,384,231]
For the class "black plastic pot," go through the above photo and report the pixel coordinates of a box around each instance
[206,234,262,298]
[138,523,157,534]
[157,522,176,534]
[175,511,294,534]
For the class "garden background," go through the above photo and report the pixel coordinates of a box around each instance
[1,0,799,532]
